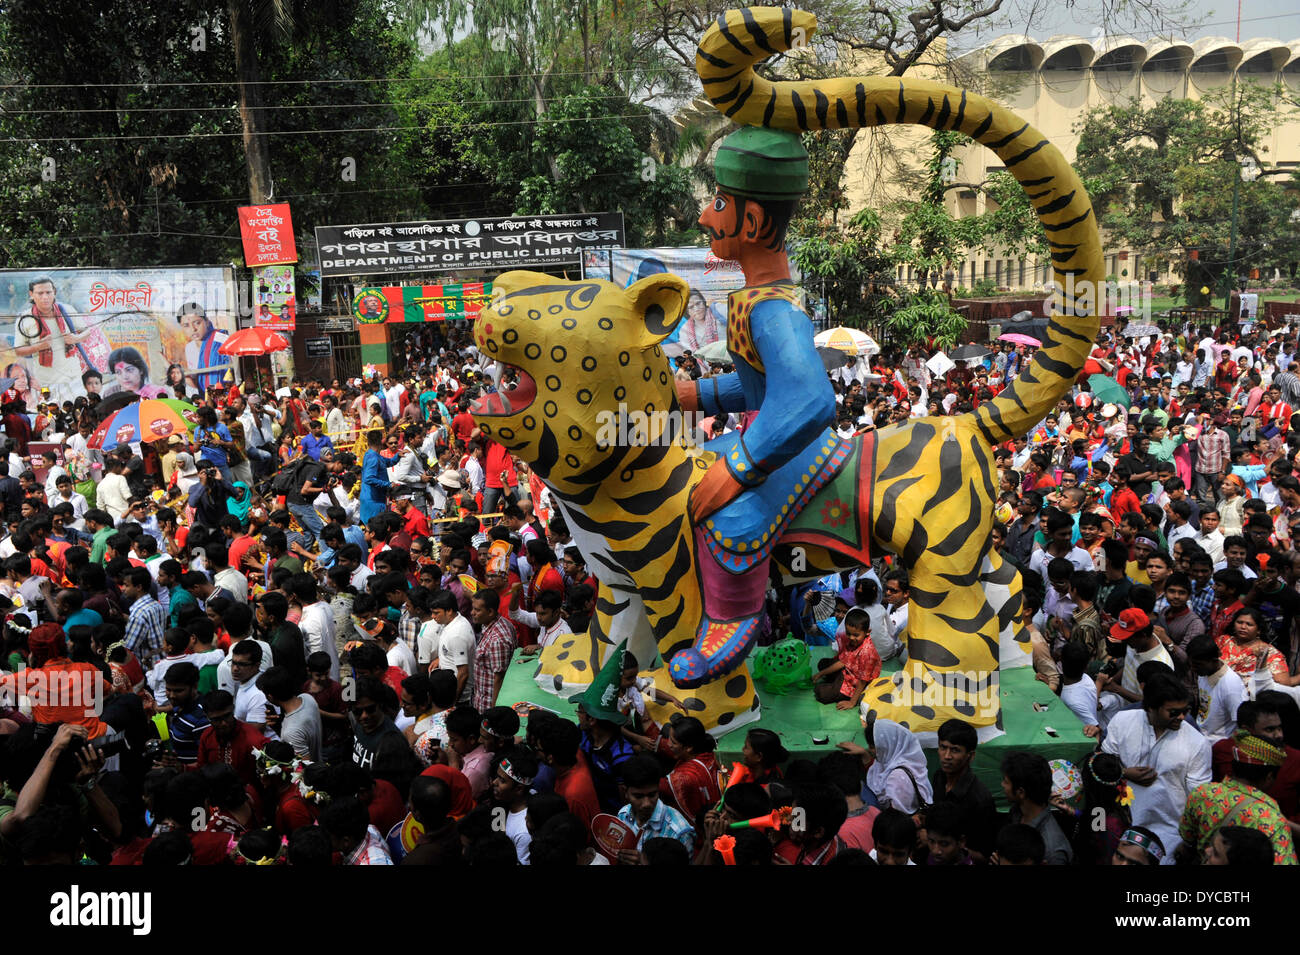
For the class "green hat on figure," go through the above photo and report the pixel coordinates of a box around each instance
[714,127,809,202]
[573,640,631,726]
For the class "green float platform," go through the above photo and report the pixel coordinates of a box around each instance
[499,649,1095,802]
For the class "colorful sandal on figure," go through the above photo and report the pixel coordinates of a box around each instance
[669,615,762,689]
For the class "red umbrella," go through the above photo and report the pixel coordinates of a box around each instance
[219,327,290,356]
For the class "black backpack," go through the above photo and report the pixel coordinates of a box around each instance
[270,457,310,496]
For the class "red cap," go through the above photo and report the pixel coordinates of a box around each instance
[1109,608,1150,641]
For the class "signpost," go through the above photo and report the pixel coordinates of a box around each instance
[315,212,625,278]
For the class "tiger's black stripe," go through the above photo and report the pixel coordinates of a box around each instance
[639,541,692,603]
[617,516,685,573]
[930,481,984,557]
[716,14,751,56]
[612,458,694,514]
[1006,138,1049,166]
[725,80,756,117]
[920,437,963,514]
[934,94,951,130]
[741,7,779,54]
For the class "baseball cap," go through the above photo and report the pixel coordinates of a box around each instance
[1110,608,1150,641]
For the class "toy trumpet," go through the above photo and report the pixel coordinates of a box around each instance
[729,806,793,831]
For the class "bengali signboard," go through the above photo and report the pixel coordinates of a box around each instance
[351,282,492,324]
[253,265,296,331]
[0,267,237,404]
[304,337,332,358]
[316,212,625,278]
[237,203,298,267]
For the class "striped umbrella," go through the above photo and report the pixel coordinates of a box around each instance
[88,399,194,451]
[814,326,879,356]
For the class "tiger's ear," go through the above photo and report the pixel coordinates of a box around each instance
[627,273,689,346]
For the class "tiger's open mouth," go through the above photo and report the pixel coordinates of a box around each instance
[470,364,536,417]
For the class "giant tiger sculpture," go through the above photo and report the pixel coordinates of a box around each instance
[470,6,1104,736]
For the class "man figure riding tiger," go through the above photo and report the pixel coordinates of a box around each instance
[672,126,847,689]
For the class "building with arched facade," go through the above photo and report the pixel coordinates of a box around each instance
[840,35,1300,291]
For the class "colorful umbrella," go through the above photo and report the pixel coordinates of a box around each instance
[998,332,1041,347]
[218,327,290,356]
[814,326,880,356]
[1087,374,1131,408]
[88,399,194,451]
[154,398,201,428]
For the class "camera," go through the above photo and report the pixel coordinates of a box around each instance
[92,736,131,759]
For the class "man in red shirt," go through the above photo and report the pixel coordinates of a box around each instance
[1108,466,1141,523]
[451,399,476,444]
[393,496,431,539]
[196,690,268,787]
[482,438,519,515]
[536,719,600,834]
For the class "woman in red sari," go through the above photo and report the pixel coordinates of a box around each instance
[658,716,721,823]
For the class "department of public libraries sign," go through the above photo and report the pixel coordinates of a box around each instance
[314,212,625,278]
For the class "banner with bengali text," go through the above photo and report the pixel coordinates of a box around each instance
[0,267,237,403]
[352,282,492,324]
[237,203,298,267]
[317,212,624,277]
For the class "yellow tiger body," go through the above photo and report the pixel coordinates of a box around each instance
[470,7,1103,736]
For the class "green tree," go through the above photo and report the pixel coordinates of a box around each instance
[1074,84,1299,304]
[791,208,896,330]
[0,0,439,268]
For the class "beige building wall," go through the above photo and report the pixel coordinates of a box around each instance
[840,35,1300,292]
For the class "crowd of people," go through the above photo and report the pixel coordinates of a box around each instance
[2,309,1300,867]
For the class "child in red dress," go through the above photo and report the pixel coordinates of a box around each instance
[813,608,882,711]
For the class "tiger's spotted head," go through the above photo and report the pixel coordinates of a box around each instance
[471,270,695,492]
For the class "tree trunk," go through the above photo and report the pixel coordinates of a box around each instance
[229,0,273,204]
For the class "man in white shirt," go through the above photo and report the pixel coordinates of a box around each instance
[1187,634,1246,743]
[238,396,274,477]
[41,452,69,502]
[51,475,89,531]
[1102,672,1211,862]
[1098,609,1174,727]
[210,547,249,604]
[296,578,340,681]
[230,640,271,727]
[324,398,347,442]
[97,457,132,523]
[1195,510,1226,565]
[429,592,475,704]
[883,572,909,648]
[382,376,406,420]
[463,446,486,497]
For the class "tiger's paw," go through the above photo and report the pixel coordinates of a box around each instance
[857,666,1000,735]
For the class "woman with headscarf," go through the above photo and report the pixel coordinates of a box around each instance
[844,718,933,815]
[227,481,252,525]
[172,451,200,497]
